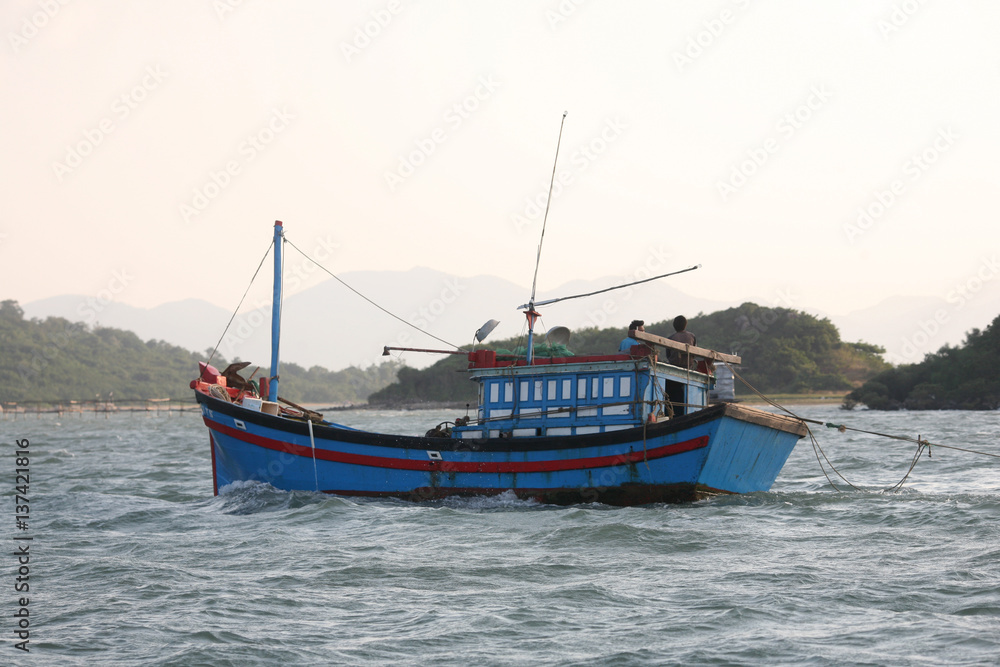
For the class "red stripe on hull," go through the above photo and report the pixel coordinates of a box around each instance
[205,417,708,474]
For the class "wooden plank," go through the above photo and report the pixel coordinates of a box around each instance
[721,403,808,437]
[633,331,742,364]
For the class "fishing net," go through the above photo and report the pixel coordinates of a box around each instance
[494,343,574,358]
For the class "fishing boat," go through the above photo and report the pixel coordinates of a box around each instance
[193,220,807,505]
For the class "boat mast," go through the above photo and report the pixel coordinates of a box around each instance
[269,220,284,401]
[525,111,568,366]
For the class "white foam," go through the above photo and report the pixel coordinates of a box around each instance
[442,489,540,510]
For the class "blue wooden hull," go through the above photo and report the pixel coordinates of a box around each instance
[196,392,807,505]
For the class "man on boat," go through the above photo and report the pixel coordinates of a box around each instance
[618,320,645,352]
[667,315,698,368]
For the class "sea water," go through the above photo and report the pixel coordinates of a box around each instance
[2,405,998,665]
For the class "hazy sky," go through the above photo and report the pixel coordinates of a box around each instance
[3,1,998,325]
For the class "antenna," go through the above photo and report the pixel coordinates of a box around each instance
[524,112,568,366]
[528,111,568,306]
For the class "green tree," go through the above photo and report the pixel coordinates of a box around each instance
[370,302,890,404]
[844,314,1000,410]
[0,301,400,404]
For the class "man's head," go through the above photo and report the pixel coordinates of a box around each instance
[628,319,645,336]
[673,315,687,332]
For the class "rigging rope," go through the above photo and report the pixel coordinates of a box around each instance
[528,265,702,309]
[207,239,274,367]
[283,236,463,351]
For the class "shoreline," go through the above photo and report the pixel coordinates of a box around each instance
[738,393,848,407]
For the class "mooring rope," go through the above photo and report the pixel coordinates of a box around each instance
[814,421,1000,459]
[722,361,997,493]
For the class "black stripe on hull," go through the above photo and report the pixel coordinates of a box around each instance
[194,392,806,454]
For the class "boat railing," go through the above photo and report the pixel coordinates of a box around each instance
[467,349,638,369]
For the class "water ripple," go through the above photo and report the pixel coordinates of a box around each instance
[3,406,998,665]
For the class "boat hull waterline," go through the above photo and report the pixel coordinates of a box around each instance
[197,393,807,505]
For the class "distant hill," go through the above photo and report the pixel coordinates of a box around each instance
[824,291,1000,366]
[22,295,233,358]
[368,303,890,405]
[24,268,998,373]
[22,267,734,372]
[844,313,1000,410]
[690,303,890,392]
[0,300,399,404]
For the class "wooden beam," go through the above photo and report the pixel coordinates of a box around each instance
[634,331,742,364]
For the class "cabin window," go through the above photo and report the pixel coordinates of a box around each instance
[547,380,557,401]
[665,380,686,415]
[504,381,513,403]
[603,377,614,398]
[592,377,599,398]
[562,379,572,400]
[520,381,529,402]
[577,378,587,399]
[619,376,631,397]
[534,380,543,401]
[489,383,499,404]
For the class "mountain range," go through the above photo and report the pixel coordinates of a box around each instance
[22,268,1000,371]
